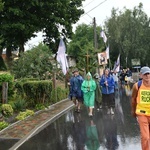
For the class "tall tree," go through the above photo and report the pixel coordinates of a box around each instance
[105,3,150,67]
[0,0,84,61]
[67,23,104,73]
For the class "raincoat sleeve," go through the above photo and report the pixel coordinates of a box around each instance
[89,80,96,91]
[100,76,105,86]
[107,76,115,87]
[81,81,88,93]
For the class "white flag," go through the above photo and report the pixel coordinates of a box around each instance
[100,30,107,43]
[115,54,120,72]
[106,46,109,59]
[56,38,69,75]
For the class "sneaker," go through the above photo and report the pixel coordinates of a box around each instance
[110,108,114,115]
[89,113,93,117]
[97,108,100,111]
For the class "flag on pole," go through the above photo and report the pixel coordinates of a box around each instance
[115,54,120,72]
[100,30,107,43]
[113,61,116,71]
[56,38,69,75]
[105,46,109,59]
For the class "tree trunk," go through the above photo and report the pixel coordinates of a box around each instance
[19,42,25,54]
[2,82,8,104]
[6,47,12,60]
[0,49,2,55]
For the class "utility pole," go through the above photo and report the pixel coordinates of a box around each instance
[93,17,99,74]
[93,17,98,50]
[85,50,90,73]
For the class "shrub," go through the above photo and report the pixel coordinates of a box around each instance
[35,103,46,111]
[16,109,34,120]
[23,80,52,106]
[11,43,53,80]
[14,78,39,97]
[50,87,69,103]
[0,73,14,102]
[13,98,27,112]
[1,104,13,117]
[0,121,9,130]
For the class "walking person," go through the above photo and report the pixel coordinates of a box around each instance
[100,68,115,115]
[119,69,126,85]
[131,66,150,150]
[81,72,96,117]
[69,68,84,113]
[93,73,102,111]
[112,70,119,90]
[126,68,132,84]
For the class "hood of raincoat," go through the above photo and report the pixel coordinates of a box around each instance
[86,72,92,80]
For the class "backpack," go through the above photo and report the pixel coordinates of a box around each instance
[137,80,142,90]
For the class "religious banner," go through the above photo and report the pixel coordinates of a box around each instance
[98,52,107,65]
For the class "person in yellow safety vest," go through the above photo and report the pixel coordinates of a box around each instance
[131,66,150,150]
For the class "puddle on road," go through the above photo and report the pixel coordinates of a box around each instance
[8,87,141,150]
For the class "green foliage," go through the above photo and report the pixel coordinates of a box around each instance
[13,98,27,112]
[0,0,84,61]
[35,103,46,111]
[16,109,34,121]
[23,80,52,107]
[105,3,150,67]
[67,23,103,72]
[0,0,4,12]
[50,87,69,104]
[1,104,13,117]
[0,121,9,130]
[11,43,53,80]
[0,73,14,101]
[14,78,39,97]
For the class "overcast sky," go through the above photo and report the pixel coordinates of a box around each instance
[77,0,150,26]
[25,0,150,50]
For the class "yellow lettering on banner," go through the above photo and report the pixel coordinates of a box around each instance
[140,90,150,104]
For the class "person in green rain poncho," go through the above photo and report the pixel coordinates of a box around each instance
[81,72,96,116]
[85,119,100,150]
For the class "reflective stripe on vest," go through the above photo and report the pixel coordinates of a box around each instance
[136,82,150,116]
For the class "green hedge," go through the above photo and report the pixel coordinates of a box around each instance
[50,87,69,104]
[14,78,39,97]
[15,79,69,107]
[23,80,52,106]
[0,73,14,102]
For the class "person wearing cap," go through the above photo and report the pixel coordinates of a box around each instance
[81,72,96,116]
[131,66,150,150]
[69,68,84,113]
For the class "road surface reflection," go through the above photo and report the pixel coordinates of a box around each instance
[18,85,141,150]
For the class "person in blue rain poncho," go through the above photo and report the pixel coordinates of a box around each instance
[69,68,84,113]
[81,72,96,116]
[100,68,115,115]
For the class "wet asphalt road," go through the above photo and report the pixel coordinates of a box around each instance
[17,84,141,150]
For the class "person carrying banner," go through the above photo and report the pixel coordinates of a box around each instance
[100,69,115,115]
[69,68,84,113]
[131,66,150,150]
